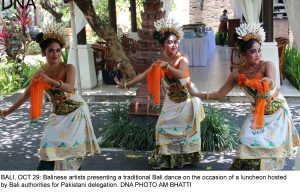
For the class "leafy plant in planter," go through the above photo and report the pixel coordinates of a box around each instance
[284,47,300,90]
[201,106,238,152]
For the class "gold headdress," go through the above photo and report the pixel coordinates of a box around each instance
[42,23,68,47]
[235,23,266,43]
[154,17,184,40]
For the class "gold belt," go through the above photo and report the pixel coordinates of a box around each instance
[51,92,75,106]
[251,90,284,115]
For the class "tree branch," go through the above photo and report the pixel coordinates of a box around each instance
[40,0,63,22]
[72,0,136,80]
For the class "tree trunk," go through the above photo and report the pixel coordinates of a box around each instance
[73,0,136,81]
[40,0,63,23]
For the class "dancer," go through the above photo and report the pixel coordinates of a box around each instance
[114,17,205,169]
[188,23,299,170]
[0,23,100,170]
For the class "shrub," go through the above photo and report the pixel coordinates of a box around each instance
[100,103,155,151]
[215,31,228,46]
[101,104,238,152]
[25,42,41,55]
[0,60,42,96]
[284,47,300,90]
[201,106,238,152]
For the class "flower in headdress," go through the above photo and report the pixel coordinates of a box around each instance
[236,23,266,43]
[42,23,68,47]
[154,17,184,40]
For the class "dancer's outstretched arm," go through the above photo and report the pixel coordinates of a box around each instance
[114,66,151,89]
[114,60,168,89]
[0,84,31,117]
[188,70,238,100]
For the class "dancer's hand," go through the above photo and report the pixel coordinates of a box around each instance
[260,77,272,83]
[153,60,168,69]
[114,77,126,89]
[260,77,275,89]
[187,82,197,96]
[34,72,52,84]
[0,109,7,118]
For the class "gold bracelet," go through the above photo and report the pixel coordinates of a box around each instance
[0,109,6,117]
[55,80,63,89]
[270,80,275,89]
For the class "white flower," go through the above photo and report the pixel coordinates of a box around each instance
[154,17,184,39]
[235,23,266,43]
[42,22,68,47]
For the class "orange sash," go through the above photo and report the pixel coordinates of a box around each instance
[238,74,270,129]
[147,58,190,106]
[30,77,51,121]
[147,62,165,106]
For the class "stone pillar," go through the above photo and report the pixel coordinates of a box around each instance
[261,42,280,88]
[68,44,97,89]
[77,44,97,89]
[261,0,280,88]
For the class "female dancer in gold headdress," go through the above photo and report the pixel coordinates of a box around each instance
[0,23,100,170]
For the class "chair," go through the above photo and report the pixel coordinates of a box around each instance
[91,41,122,84]
[275,37,289,85]
[121,35,136,55]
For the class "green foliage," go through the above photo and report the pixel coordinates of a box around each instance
[61,48,69,64]
[93,0,145,38]
[0,6,32,63]
[284,47,300,90]
[95,0,110,27]
[215,31,228,46]
[101,103,238,152]
[201,106,238,152]
[101,103,155,151]
[25,42,41,55]
[39,0,70,27]
[0,60,21,96]
[0,60,42,96]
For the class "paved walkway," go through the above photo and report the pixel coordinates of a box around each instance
[83,46,300,104]
[1,46,300,170]
[1,92,299,170]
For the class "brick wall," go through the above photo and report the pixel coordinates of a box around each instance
[274,19,289,39]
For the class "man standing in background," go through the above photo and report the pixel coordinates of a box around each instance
[219,9,228,46]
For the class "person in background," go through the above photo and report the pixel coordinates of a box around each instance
[219,9,228,46]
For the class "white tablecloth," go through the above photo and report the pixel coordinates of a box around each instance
[179,31,216,66]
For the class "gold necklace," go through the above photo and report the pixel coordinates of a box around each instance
[162,52,180,65]
[43,63,64,79]
[239,63,262,77]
